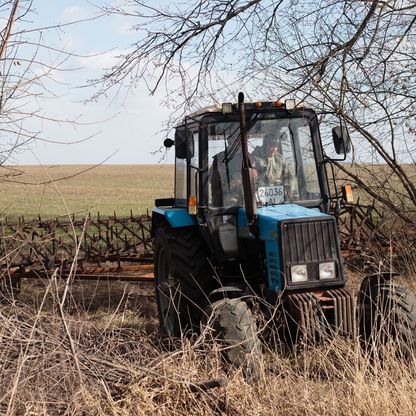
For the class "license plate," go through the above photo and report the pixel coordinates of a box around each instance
[257,186,284,205]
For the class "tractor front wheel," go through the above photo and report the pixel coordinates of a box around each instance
[207,298,262,379]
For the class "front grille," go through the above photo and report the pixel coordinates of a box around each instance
[280,216,344,289]
[282,218,338,264]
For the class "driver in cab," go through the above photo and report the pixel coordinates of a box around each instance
[251,132,294,200]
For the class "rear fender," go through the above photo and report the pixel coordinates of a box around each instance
[151,207,196,236]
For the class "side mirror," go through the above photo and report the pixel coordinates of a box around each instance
[175,127,194,159]
[163,138,174,149]
[332,126,351,155]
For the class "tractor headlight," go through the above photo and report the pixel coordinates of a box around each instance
[319,262,336,280]
[291,265,308,282]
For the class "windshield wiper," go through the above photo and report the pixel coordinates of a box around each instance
[288,123,299,168]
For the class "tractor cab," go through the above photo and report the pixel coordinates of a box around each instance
[173,99,330,213]
[206,106,324,210]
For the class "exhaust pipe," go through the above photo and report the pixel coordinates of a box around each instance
[238,92,258,236]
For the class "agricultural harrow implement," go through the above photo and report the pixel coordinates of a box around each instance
[0,213,154,290]
[0,202,394,290]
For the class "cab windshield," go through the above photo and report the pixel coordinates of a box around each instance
[208,116,321,208]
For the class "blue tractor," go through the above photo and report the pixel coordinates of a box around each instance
[152,93,416,368]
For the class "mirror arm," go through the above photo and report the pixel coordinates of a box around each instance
[326,155,347,162]
[189,165,207,209]
[324,150,347,162]
[189,165,206,173]
[321,159,342,212]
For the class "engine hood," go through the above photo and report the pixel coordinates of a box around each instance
[238,204,330,240]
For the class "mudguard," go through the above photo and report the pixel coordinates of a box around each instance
[151,207,196,235]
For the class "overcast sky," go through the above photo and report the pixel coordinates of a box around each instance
[14,1,174,165]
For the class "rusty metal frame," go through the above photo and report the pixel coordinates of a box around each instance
[287,288,355,342]
[332,201,388,252]
[0,213,152,269]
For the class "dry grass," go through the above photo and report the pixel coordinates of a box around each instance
[1,275,416,415]
[0,165,173,222]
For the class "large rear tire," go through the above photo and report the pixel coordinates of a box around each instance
[358,277,416,357]
[207,298,262,379]
[154,226,213,337]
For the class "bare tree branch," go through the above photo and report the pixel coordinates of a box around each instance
[94,0,416,223]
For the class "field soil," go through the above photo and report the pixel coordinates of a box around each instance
[0,164,174,222]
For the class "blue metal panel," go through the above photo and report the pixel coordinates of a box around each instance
[265,239,281,290]
[237,204,331,291]
[152,207,196,228]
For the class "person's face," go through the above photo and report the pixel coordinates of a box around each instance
[265,140,278,156]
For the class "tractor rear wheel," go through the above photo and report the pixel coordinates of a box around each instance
[207,298,262,379]
[358,277,416,357]
[154,226,213,337]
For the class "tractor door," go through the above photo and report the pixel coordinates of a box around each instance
[200,120,243,262]
[172,120,237,263]
[173,124,199,209]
